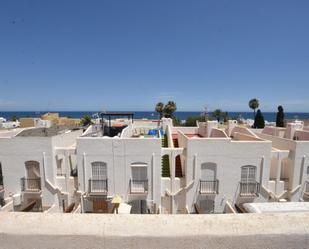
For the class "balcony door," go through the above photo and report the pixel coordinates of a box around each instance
[201,163,216,181]
[200,163,217,193]
[25,161,40,179]
[241,165,256,183]
[91,162,107,192]
[240,165,257,195]
[131,163,147,193]
[25,161,40,190]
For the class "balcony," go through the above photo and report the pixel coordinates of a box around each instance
[88,179,108,194]
[199,180,219,194]
[21,177,41,192]
[130,179,148,194]
[239,181,260,197]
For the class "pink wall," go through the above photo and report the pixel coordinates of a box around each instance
[295,130,309,141]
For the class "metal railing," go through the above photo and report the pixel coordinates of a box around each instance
[89,179,108,193]
[130,179,148,194]
[199,180,219,194]
[56,168,66,177]
[239,181,260,197]
[21,177,41,192]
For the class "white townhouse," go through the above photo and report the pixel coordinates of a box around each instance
[76,112,162,214]
[0,126,82,212]
[253,121,309,203]
[160,119,273,214]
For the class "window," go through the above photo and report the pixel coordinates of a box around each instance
[91,162,107,179]
[241,165,256,183]
[307,166,309,175]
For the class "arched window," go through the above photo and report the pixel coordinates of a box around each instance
[241,165,256,183]
[91,162,107,179]
[201,163,217,181]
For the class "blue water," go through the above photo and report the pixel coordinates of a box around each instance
[0,111,308,122]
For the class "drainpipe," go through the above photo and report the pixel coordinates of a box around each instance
[299,155,306,185]
[171,152,176,214]
[275,153,281,194]
[152,153,155,206]
[260,156,264,187]
[64,151,68,192]
[83,153,86,192]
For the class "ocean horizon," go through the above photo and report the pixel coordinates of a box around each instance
[1,111,309,122]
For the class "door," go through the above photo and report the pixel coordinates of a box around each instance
[200,199,214,214]
[129,200,147,214]
[93,198,108,213]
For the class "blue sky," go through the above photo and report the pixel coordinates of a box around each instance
[0,0,309,112]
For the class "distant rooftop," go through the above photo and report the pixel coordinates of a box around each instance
[16,126,79,137]
[100,111,134,116]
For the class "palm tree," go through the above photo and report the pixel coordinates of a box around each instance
[212,109,222,122]
[80,115,93,126]
[155,102,164,119]
[163,101,177,118]
[248,98,259,118]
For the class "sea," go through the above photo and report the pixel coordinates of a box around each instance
[0,111,309,122]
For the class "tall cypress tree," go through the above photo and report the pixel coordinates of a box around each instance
[276,105,285,127]
[253,109,265,128]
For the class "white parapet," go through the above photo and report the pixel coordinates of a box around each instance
[0,213,309,249]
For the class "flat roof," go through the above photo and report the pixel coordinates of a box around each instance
[16,126,79,137]
[243,202,309,213]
